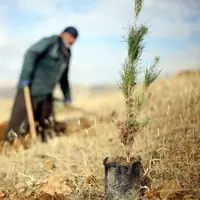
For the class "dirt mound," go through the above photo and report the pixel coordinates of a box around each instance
[0,121,8,141]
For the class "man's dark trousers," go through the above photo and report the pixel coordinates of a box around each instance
[5,90,53,143]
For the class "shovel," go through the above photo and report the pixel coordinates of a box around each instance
[24,86,37,141]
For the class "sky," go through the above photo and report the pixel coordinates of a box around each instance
[0,0,200,85]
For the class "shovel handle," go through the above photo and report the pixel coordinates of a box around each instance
[24,86,37,141]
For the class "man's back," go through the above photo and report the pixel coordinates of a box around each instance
[18,35,71,101]
[4,26,78,144]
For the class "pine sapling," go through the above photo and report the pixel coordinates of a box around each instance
[117,0,161,162]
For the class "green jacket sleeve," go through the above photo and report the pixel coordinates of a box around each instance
[60,62,71,102]
[19,37,54,84]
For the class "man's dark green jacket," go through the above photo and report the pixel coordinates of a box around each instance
[18,35,71,101]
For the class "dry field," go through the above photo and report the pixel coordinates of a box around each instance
[0,71,199,200]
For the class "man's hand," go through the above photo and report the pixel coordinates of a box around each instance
[64,99,71,105]
[64,99,74,113]
[21,80,30,87]
[64,98,73,109]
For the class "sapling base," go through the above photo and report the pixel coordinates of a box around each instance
[103,157,144,200]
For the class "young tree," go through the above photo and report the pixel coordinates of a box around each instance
[117,0,160,162]
[104,1,161,199]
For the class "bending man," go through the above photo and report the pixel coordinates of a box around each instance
[5,27,79,143]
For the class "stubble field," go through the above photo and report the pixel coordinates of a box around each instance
[0,71,199,200]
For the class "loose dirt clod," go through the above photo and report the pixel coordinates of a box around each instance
[43,159,56,171]
[39,174,72,197]
[160,179,182,199]
[0,191,6,198]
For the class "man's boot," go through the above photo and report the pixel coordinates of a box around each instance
[39,119,54,143]
[54,121,67,136]
[3,130,24,153]
[40,128,55,143]
[5,129,18,144]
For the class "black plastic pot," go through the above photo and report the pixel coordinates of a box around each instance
[103,157,143,200]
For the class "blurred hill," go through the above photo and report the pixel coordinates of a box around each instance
[0,82,117,122]
[0,81,16,99]
[0,81,117,100]
[1,69,199,100]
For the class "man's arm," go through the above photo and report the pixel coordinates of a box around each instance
[19,37,53,87]
[60,63,71,104]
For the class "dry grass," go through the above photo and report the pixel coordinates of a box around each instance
[0,71,199,200]
[0,99,12,122]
